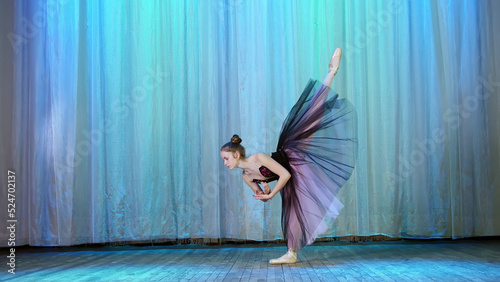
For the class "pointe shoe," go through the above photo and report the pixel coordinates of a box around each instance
[328,48,342,76]
[269,250,297,265]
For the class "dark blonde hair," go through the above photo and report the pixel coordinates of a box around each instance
[221,134,246,158]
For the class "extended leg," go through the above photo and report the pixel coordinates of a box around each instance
[298,48,343,136]
[322,48,342,88]
[310,48,343,113]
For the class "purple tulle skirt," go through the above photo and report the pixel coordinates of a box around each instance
[271,79,357,250]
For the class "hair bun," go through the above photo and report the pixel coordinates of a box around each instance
[231,134,242,144]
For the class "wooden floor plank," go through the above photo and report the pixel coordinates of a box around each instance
[2,239,500,281]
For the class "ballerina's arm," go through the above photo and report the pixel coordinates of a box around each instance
[242,172,271,202]
[242,173,263,195]
[252,153,291,201]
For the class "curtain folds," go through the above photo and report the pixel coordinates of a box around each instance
[1,0,499,246]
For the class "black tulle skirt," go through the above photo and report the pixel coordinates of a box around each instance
[271,79,357,250]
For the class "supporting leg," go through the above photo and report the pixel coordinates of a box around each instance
[269,248,297,265]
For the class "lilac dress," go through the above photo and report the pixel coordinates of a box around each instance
[253,79,357,251]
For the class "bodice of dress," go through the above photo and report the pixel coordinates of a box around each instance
[252,166,279,183]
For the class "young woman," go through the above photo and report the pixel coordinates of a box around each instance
[220,48,357,264]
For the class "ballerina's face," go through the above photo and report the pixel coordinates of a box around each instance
[220,151,239,170]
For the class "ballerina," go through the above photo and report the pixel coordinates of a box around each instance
[220,48,357,264]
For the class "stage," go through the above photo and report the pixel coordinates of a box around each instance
[3,239,500,281]
[2,1,500,281]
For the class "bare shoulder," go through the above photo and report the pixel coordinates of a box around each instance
[254,153,271,162]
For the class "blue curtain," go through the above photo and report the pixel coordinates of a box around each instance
[1,0,499,246]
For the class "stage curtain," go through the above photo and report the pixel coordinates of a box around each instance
[1,0,499,246]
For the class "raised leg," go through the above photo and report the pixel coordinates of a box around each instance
[322,47,342,88]
[298,48,343,136]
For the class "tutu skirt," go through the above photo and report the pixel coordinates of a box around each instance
[271,79,357,250]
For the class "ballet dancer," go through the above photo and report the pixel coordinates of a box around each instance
[220,48,357,264]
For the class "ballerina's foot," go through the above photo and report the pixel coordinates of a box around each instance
[328,48,342,76]
[269,250,297,265]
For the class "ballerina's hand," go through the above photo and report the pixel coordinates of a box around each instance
[253,190,268,202]
[253,193,273,202]
[261,182,271,195]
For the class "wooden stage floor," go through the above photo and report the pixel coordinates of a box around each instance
[2,239,500,281]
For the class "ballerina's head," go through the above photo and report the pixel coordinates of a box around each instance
[220,134,246,170]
